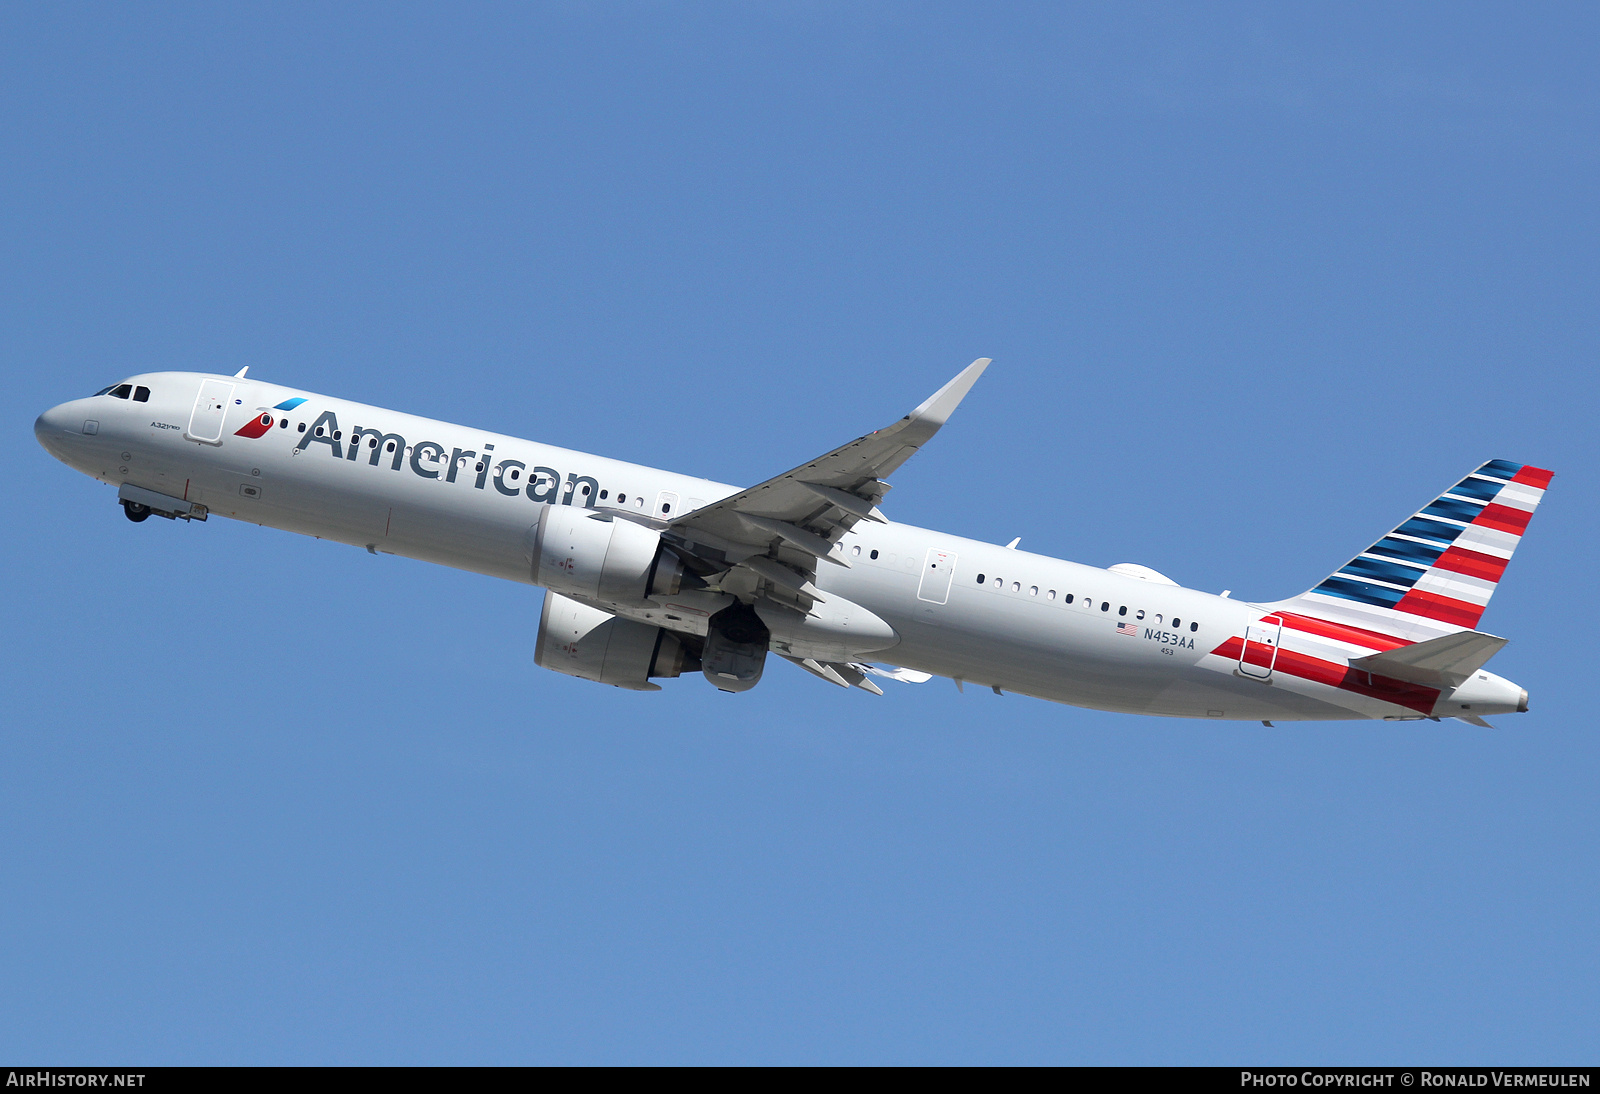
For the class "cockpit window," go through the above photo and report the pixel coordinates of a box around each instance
[133,386,150,402]
[93,385,115,396]
[108,384,132,399]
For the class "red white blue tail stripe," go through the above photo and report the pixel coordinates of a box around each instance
[1272,460,1552,643]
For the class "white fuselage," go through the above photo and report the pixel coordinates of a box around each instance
[35,372,1528,722]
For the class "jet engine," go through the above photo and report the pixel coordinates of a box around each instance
[534,592,697,691]
[527,504,684,604]
[700,601,770,693]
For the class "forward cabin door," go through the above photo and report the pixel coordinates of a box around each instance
[1239,615,1283,680]
[185,380,234,446]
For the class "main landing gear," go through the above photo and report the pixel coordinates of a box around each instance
[121,500,151,523]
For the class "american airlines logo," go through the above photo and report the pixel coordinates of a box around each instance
[233,398,309,440]
[292,409,604,506]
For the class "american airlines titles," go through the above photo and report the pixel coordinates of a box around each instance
[295,410,601,506]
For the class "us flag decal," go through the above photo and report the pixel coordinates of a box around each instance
[1116,622,1138,636]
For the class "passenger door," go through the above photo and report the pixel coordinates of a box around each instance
[1239,615,1283,680]
[185,379,234,445]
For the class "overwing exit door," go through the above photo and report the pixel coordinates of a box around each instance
[185,380,234,445]
[916,548,957,605]
[1238,615,1283,680]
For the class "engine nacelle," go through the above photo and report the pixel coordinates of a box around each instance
[534,592,695,691]
[702,601,769,693]
[527,505,683,604]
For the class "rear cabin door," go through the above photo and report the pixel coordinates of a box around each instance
[916,548,957,605]
[185,380,234,445]
[1239,615,1284,680]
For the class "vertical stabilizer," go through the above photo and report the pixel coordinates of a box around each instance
[1270,460,1552,644]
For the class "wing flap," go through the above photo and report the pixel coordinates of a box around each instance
[781,655,886,695]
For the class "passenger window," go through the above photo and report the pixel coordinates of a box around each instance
[1011,581,1020,593]
[110,384,132,399]
[334,431,342,440]
[617,494,626,503]
[1029,586,1038,596]
[1172,618,1181,628]
[279,419,288,428]
[976,574,986,584]
[1154,614,1163,624]
[852,545,861,557]
[1119,606,1127,616]
[133,386,150,402]
[298,422,306,433]
[1190,622,1199,632]
[1100,603,1110,612]
[599,490,609,500]
[316,426,324,436]
[870,550,879,560]
[659,501,668,512]
[509,468,520,480]
[1047,590,1056,601]
[992,577,1001,588]
[1065,594,1074,604]
[386,441,396,452]
[1136,610,1145,620]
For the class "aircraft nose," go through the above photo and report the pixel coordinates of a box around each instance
[36,403,67,443]
[35,402,88,459]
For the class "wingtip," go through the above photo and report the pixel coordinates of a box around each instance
[910,357,991,426]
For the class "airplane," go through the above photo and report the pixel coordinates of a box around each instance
[34,360,1549,725]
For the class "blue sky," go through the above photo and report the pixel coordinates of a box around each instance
[2,2,1596,1064]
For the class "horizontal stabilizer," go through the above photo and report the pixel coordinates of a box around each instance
[1349,629,1507,689]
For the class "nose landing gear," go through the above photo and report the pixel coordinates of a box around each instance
[116,484,206,521]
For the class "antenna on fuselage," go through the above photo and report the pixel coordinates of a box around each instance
[234,366,249,378]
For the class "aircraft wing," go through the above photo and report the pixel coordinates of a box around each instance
[657,358,990,602]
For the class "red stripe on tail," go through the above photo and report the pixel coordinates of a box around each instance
[1395,588,1484,628]
[1510,466,1553,490]
[1274,611,1411,651]
[1475,503,1532,535]
[1208,636,1438,714]
[1430,546,1509,583]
